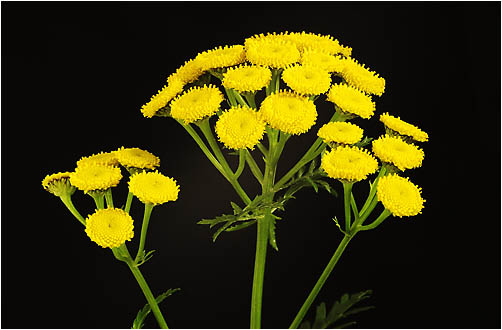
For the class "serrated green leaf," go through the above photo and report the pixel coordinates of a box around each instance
[269,216,278,251]
[230,201,242,215]
[225,220,257,232]
[296,164,307,179]
[308,158,317,174]
[306,177,319,193]
[132,288,180,329]
[313,302,327,328]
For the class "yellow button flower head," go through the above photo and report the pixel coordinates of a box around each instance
[318,122,363,145]
[380,113,429,142]
[129,171,180,205]
[140,79,185,118]
[372,135,424,171]
[245,35,300,69]
[327,84,376,119]
[77,151,119,168]
[321,146,379,182]
[301,49,346,73]
[167,58,205,85]
[114,147,160,170]
[42,172,76,197]
[195,45,246,71]
[282,64,332,95]
[85,208,134,248]
[377,174,425,217]
[286,32,352,57]
[341,58,385,96]
[70,165,122,193]
[259,91,317,135]
[222,65,272,93]
[170,85,224,124]
[215,106,266,150]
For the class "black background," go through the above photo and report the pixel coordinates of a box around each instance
[2,1,501,329]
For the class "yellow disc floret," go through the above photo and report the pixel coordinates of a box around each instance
[380,113,429,142]
[286,32,352,56]
[372,135,424,171]
[195,45,247,71]
[321,146,379,182]
[42,172,75,197]
[77,151,119,168]
[259,91,317,135]
[70,165,122,193]
[85,208,134,248]
[114,147,160,170]
[282,65,332,95]
[377,174,425,217]
[327,84,376,119]
[167,58,205,85]
[222,65,272,93]
[129,171,180,205]
[318,122,363,145]
[301,50,346,73]
[170,85,224,124]
[341,58,385,96]
[215,106,266,150]
[245,37,300,69]
[140,80,185,118]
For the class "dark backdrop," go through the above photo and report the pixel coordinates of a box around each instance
[2,2,500,329]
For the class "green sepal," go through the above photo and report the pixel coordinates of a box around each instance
[131,288,181,329]
[155,105,171,118]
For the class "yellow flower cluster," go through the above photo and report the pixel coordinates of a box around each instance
[327,84,375,119]
[167,58,205,86]
[285,31,352,56]
[222,65,272,93]
[195,45,247,71]
[129,171,180,205]
[85,208,134,248]
[372,135,424,171]
[114,147,160,170]
[77,151,119,168]
[340,58,386,96]
[70,164,123,193]
[300,49,345,73]
[377,174,425,217]
[215,106,266,150]
[170,85,224,124]
[380,113,429,142]
[282,64,332,95]
[140,80,185,118]
[321,146,379,182]
[245,36,300,69]
[318,122,363,145]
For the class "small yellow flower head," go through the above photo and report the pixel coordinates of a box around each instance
[170,85,224,124]
[195,45,247,71]
[114,147,160,170]
[372,135,424,171]
[70,165,122,193]
[377,174,425,217]
[259,91,317,135]
[327,84,376,119]
[85,208,134,248]
[282,65,332,95]
[42,172,76,197]
[167,58,205,85]
[215,106,266,150]
[301,50,346,73]
[77,151,119,168]
[140,80,185,118]
[129,171,180,205]
[318,122,363,145]
[321,146,379,182]
[341,58,385,96]
[286,32,352,56]
[380,113,429,142]
[245,36,300,69]
[222,65,272,93]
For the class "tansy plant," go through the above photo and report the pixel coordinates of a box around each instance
[43,31,428,329]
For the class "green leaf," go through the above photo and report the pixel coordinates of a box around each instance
[308,158,318,174]
[225,220,257,232]
[306,177,319,193]
[136,250,156,267]
[230,201,242,215]
[299,321,312,329]
[353,136,373,148]
[313,302,327,328]
[269,216,279,251]
[132,288,180,329]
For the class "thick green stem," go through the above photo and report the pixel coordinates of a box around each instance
[135,203,154,263]
[125,191,134,213]
[60,195,86,226]
[342,183,353,233]
[89,191,105,209]
[289,234,353,329]
[105,189,114,208]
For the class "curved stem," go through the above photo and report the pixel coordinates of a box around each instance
[234,149,246,179]
[135,203,154,263]
[125,191,134,213]
[256,143,268,159]
[358,209,391,232]
[60,195,86,226]
[359,166,387,217]
[245,150,264,185]
[89,191,105,209]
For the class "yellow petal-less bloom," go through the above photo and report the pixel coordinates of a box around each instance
[286,32,352,57]
[77,151,119,168]
[301,50,346,73]
[377,174,425,217]
[42,172,76,197]
[85,208,134,248]
[222,65,272,93]
[282,65,332,95]
[215,106,266,150]
[140,80,185,118]
[167,58,205,85]
[259,91,317,135]
[129,171,180,205]
[114,147,160,170]
[195,45,247,71]
[380,113,429,142]
[321,146,379,182]
[170,85,224,124]
[245,36,300,69]
[318,122,363,145]
[372,135,424,171]
[70,165,122,193]
[340,58,385,96]
[327,84,376,119]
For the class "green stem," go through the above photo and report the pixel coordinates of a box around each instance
[59,195,86,226]
[125,191,134,213]
[289,234,353,329]
[105,189,114,208]
[243,92,257,108]
[89,191,105,209]
[358,209,391,232]
[224,87,238,107]
[359,166,387,217]
[245,150,264,185]
[135,203,154,263]
[358,193,380,225]
[234,149,246,179]
[350,193,359,223]
[256,143,268,158]
[342,182,353,233]
[232,90,249,108]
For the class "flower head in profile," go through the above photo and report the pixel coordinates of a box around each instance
[300,50,346,73]
[245,34,300,69]
[195,45,246,71]
[77,151,119,168]
[340,58,385,96]
[129,171,180,205]
[215,106,266,150]
[140,80,185,118]
[70,165,122,193]
[85,208,134,248]
[167,58,205,85]
[380,113,429,142]
[114,147,160,171]
[327,84,376,119]
[222,65,272,93]
[372,135,424,171]
[318,122,363,145]
[259,91,317,135]
[282,64,332,95]
[321,146,379,182]
[170,85,224,124]
[377,174,425,217]
[286,31,352,56]
[42,172,76,197]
